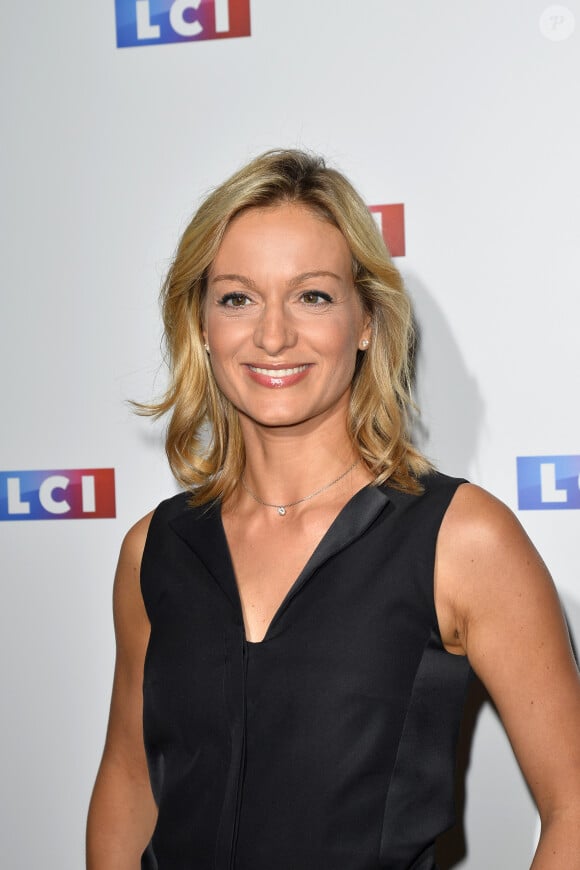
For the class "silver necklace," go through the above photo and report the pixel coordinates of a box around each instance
[240,460,359,516]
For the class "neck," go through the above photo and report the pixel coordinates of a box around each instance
[236,412,367,507]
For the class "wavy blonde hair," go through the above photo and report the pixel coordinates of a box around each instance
[140,149,431,502]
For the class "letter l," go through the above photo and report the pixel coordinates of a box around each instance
[136,0,161,39]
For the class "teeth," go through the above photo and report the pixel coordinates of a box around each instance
[250,365,308,377]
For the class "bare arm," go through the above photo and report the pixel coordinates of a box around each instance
[86,513,158,869]
[436,484,580,869]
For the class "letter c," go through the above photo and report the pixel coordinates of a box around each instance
[39,475,71,514]
[170,0,203,37]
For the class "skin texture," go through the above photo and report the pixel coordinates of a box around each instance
[86,514,157,869]
[436,485,580,866]
[203,204,372,432]
[86,204,580,868]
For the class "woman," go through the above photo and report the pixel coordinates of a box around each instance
[87,150,580,869]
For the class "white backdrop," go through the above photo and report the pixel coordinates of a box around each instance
[1,2,579,867]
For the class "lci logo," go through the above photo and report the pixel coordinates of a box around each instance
[369,204,405,258]
[115,0,251,48]
[0,469,116,521]
[517,455,580,510]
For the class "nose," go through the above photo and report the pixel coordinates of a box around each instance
[253,299,297,355]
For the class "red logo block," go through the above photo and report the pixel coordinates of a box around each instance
[369,204,405,257]
[0,468,116,520]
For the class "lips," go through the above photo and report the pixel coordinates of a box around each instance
[245,363,312,388]
[248,365,309,377]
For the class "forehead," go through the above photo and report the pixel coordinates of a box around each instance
[210,203,353,277]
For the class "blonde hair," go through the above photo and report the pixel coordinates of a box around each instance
[140,149,431,502]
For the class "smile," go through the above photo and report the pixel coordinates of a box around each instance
[248,365,309,377]
[245,363,312,389]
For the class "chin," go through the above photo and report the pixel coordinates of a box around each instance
[236,403,310,429]
[247,413,310,430]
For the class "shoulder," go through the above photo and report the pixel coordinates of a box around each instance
[382,470,466,512]
[436,482,556,655]
[114,512,155,615]
[145,490,193,526]
[119,511,155,565]
[114,492,191,608]
[129,491,194,554]
[439,482,537,569]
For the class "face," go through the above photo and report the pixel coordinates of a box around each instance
[203,203,371,432]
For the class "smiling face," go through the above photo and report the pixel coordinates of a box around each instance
[203,203,371,432]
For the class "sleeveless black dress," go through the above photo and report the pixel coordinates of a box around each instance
[140,472,472,870]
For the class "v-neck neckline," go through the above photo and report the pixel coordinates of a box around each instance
[170,483,392,645]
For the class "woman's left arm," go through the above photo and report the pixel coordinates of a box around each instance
[437,483,580,868]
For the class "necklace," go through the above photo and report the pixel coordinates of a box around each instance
[241,460,359,516]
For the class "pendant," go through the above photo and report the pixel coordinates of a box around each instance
[277,506,286,516]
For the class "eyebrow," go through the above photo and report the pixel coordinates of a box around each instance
[209,273,257,290]
[288,270,342,287]
[209,270,342,289]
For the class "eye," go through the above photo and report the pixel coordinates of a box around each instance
[218,292,251,308]
[301,291,333,305]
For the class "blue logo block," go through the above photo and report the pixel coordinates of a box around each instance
[115,0,251,49]
[517,455,580,510]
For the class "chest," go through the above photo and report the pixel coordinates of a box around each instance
[144,514,461,760]
[222,513,333,643]
[142,486,471,869]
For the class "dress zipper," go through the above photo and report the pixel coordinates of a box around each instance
[228,639,248,869]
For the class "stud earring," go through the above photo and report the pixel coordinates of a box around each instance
[204,343,210,353]
[360,339,370,350]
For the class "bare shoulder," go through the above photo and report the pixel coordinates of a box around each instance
[435,482,558,655]
[441,481,531,551]
[439,481,549,582]
[113,511,155,637]
[118,511,155,568]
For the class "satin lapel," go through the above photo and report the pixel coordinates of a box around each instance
[264,484,392,640]
[167,485,392,640]
[168,499,241,614]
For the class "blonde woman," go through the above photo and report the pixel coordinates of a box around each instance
[87,150,580,869]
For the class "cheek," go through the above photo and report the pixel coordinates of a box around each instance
[205,313,234,357]
[204,322,245,396]
[206,353,238,406]
[323,322,362,361]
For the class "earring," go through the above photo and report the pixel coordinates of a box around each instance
[204,343,210,353]
[360,339,369,349]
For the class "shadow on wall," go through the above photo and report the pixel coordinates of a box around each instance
[402,271,484,479]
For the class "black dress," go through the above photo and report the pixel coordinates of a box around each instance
[141,472,472,870]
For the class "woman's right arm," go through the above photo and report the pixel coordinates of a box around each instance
[86,513,158,870]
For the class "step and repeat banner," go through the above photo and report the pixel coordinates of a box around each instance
[1,2,578,867]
